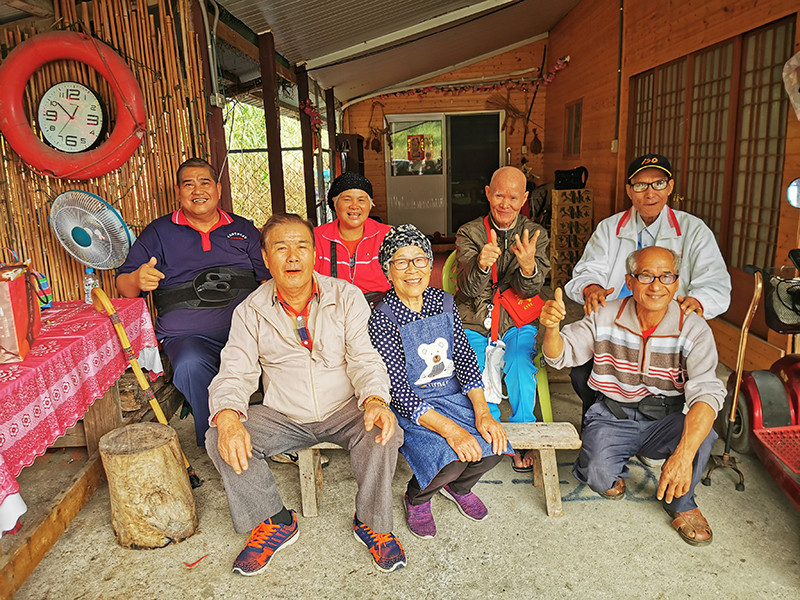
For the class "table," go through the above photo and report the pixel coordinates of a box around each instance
[0,298,161,535]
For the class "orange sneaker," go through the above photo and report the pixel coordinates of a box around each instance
[232,510,299,576]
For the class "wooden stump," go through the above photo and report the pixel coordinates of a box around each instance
[99,422,197,549]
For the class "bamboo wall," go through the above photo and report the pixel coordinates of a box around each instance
[342,39,547,223]
[0,0,210,301]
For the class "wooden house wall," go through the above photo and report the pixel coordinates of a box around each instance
[0,0,210,301]
[342,39,548,224]
[545,0,800,369]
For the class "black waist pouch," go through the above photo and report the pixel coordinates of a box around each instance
[604,394,684,420]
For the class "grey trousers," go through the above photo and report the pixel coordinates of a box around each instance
[206,399,403,534]
[573,400,717,513]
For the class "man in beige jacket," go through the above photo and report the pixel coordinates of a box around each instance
[206,213,406,576]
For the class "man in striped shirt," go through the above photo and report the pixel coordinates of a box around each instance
[540,246,724,546]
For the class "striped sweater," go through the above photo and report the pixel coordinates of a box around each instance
[546,297,725,415]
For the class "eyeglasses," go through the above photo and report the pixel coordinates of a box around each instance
[389,257,430,270]
[629,272,679,285]
[629,179,670,193]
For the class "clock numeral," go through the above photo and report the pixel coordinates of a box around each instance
[87,115,100,126]
[66,88,81,100]
[80,138,87,145]
[44,109,58,122]
[64,135,78,147]
[49,126,56,131]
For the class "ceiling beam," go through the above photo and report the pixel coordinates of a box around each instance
[304,0,517,71]
[216,21,295,84]
[0,0,53,17]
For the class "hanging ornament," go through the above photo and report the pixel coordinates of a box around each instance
[531,129,543,154]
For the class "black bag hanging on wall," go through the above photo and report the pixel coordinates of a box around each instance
[553,166,589,189]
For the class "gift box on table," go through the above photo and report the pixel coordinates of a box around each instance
[0,264,42,363]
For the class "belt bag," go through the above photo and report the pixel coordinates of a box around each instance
[152,267,258,315]
[604,394,684,421]
[553,166,588,189]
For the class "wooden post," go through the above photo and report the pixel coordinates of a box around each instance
[99,423,197,549]
[325,87,338,177]
[296,64,318,224]
[82,382,123,456]
[259,31,286,213]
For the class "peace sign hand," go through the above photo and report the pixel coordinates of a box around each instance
[511,228,541,277]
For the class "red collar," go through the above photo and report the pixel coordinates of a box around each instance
[275,277,319,351]
[171,208,233,251]
[616,206,681,237]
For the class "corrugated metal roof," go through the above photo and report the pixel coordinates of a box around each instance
[221,0,478,63]
[215,0,579,102]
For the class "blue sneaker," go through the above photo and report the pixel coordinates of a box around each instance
[232,510,299,576]
[352,514,406,572]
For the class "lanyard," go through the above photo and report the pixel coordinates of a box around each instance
[276,280,318,351]
[483,216,502,342]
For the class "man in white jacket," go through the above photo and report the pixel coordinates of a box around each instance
[565,153,730,319]
[565,154,731,415]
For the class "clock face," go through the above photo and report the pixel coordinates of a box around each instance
[36,82,106,153]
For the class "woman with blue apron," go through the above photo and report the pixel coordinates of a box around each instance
[369,224,511,539]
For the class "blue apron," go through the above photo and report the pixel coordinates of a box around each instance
[378,295,511,490]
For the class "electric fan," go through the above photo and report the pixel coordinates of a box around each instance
[49,190,136,270]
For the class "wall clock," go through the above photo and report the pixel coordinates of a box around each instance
[0,31,146,180]
[37,81,107,153]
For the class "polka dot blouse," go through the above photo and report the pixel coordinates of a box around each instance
[368,287,483,424]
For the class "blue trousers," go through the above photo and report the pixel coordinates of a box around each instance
[465,324,538,422]
[573,400,718,512]
[161,328,230,446]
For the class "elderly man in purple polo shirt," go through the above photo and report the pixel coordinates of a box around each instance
[117,158,269,446]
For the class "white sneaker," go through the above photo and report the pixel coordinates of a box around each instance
[269,452,330,467]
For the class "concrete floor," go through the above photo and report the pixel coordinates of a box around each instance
[8,295,800,600]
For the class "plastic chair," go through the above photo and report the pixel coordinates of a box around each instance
[441,249,458,294]
[440,251,552,422]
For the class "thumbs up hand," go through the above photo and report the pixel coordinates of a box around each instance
[136,256,166,292]
[540,288,567,329]
[478,229,503,272]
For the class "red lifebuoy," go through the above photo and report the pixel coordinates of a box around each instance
[0,31,146,180]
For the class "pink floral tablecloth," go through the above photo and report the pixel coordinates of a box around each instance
[0,299,160,510]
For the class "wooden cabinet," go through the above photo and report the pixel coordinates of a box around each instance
[550,189,593,289]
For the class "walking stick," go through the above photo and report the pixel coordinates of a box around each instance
[91,288,203,488]
[702,268,762,490]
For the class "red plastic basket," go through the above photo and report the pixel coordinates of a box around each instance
[754,426,800,474]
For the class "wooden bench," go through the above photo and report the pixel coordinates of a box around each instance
[294,421,581,519]
[503,422,582,517]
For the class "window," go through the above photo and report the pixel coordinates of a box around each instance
[628,17,794,270]
[564,99,582,157]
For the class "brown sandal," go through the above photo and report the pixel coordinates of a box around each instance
[664,507,713,546]
[599,478,625,500]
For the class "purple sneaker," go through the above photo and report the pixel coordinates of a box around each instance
[404,495,436,539]
[439,485,488,521]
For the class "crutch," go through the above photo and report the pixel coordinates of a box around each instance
[91,288,202,488]
[702,267,762,490]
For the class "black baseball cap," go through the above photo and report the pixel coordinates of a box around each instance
[627,154,673,181]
